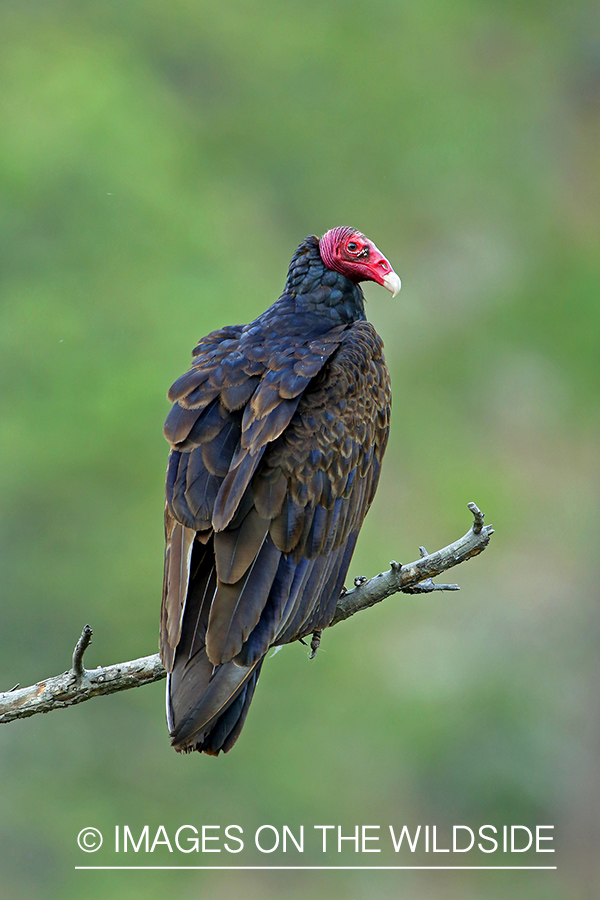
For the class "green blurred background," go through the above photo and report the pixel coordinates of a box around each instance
[1,1,598,897]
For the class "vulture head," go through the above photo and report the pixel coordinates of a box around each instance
[319,226,401,297]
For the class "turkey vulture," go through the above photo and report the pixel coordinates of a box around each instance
[160,226,400,754]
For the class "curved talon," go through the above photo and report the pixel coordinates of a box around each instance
[309,630,322,660]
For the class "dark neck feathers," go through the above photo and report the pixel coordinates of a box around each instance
[283,235,366,324]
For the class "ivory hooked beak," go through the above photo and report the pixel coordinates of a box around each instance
[382,271,401,297]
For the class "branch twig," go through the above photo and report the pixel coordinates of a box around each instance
[72,624,93,680]
[0,502,493,725]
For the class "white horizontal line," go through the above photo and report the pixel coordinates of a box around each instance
[75,865,558,871]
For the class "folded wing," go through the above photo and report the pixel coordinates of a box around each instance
[160,320,390,753]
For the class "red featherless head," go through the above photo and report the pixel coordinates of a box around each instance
[319,227,401,297]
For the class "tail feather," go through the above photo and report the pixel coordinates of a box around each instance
[197,661,263,755]
[168,655,263,754]
[166,539,265,754]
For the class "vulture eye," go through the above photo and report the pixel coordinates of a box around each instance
[347,241,358,252]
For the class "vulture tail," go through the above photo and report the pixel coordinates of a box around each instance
[165,539,264,754]
[167,657,264,755]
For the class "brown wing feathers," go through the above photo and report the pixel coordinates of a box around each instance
[160,315,391,754]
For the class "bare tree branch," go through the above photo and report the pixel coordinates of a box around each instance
[329,501,493,626]
[0,646,166,725]
[0,502,493,726]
